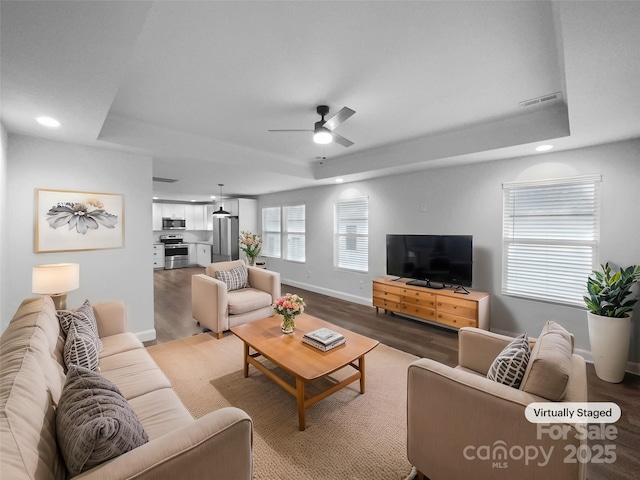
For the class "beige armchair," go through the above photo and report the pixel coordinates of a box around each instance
[192,260,281,338]
[407,323,587,480]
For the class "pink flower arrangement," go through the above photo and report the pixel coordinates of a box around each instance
[273,293,306,318]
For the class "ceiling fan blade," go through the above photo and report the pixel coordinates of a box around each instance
[323,106,355,131]
[331,132,354,147]
[268,129,313,132]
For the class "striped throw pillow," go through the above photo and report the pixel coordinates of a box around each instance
[487,333,530,388]
[57,299,103,351]
[215,265,249,291]
[63,321,100,372]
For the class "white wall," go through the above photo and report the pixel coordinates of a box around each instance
[258,139,640,365]
[2,134,155,340]
[0,124,8,327]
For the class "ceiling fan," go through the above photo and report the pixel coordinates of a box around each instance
[268,105,356,147]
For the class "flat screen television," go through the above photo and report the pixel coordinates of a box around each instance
[386,234,473,288]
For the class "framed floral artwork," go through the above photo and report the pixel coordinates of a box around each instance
[35,189,124,252]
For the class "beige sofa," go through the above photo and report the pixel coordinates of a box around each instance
[0,296,253,479]
[407,323,587,480]
[192,260,281,338]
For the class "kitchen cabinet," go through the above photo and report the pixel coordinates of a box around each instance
[162,203,186,219]
[153,244,164,269]
[196,243,212,267]
[212,198,257,233]
[152,203,163,231]
[188,244,197,265]
[185,205,206,230]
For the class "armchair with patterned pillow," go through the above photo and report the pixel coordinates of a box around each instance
[192,260,281,338]
[407,322,588,480]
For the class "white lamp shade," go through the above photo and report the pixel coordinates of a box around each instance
[32,263,80,295]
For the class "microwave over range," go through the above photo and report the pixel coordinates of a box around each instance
[162,217,186,230]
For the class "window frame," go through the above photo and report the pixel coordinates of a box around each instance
[283,204,306,263]
[261,204,306,262]
[501,174,601,307]
[261,206,281,259]
[334,196,369,273]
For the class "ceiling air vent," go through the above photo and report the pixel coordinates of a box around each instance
[153,176,178,183]
[519,92,562,108]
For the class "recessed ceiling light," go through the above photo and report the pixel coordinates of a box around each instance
[36,116,61,128]
[210,195,216,199]
[336,178,344,183]
[535,144,554,152]
[153,196,158,200]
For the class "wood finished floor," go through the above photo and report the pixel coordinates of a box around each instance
[151,267,639,480]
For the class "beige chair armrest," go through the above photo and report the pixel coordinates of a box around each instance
[247,266,281,300]
[92,301,127,337]
[457,327,517,375]
[76,407,253,480]
[191,274,228,334]
[407,359,585,480]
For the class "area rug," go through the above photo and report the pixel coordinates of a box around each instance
[147,332,418,479]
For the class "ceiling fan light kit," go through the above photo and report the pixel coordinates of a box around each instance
[270,104,356,148]
[313,125,333,144]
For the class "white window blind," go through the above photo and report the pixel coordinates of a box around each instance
[262,207,281,258]
[284,204,305,262]
[334,197,369,272]
[502,175,601,307]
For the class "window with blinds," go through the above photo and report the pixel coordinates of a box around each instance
[261,206,281,258]
[334,197,369,272]
[284,204,305,262]
[502,175,601,307]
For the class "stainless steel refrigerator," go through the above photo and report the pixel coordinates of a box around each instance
[211,216,239,262]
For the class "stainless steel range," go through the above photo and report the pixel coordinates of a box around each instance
[160,234,189,270]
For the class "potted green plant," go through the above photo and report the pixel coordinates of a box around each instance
[584,263,640,383]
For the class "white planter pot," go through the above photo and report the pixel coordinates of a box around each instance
[587,312,632,383]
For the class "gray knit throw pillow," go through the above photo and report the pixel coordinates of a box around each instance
[56,365,149,476]
[487,333,530,388]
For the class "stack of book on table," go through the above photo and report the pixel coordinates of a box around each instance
[303,327,346,352]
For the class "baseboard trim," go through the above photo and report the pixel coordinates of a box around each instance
[136,329,156,342]
[491,327,640,376]
[281,278,372,307]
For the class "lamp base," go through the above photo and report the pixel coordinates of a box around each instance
[51,294,68,311]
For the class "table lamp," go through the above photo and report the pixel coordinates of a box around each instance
[32,263,80,310]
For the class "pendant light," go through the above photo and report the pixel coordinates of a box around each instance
[212,184,230,218]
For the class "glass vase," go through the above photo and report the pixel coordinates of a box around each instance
[281,315,296,334]
[246,255,255,266]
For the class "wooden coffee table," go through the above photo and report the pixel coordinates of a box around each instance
[231,313,379,430]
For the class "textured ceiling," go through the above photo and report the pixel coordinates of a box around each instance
[2,1,639,201]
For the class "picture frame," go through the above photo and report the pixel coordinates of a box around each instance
[35,188,124,253]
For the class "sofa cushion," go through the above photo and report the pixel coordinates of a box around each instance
[519,321,573,401]
[486,332,530,388]
[98,349,172,400]
[57,299,103,351]
[56,365,149,476]
[64,321,100,371]
[99,332,144,358]
[215,264,249,291]
[0,350,67,480]
[228,288,273,315]
[127,388,194,440]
